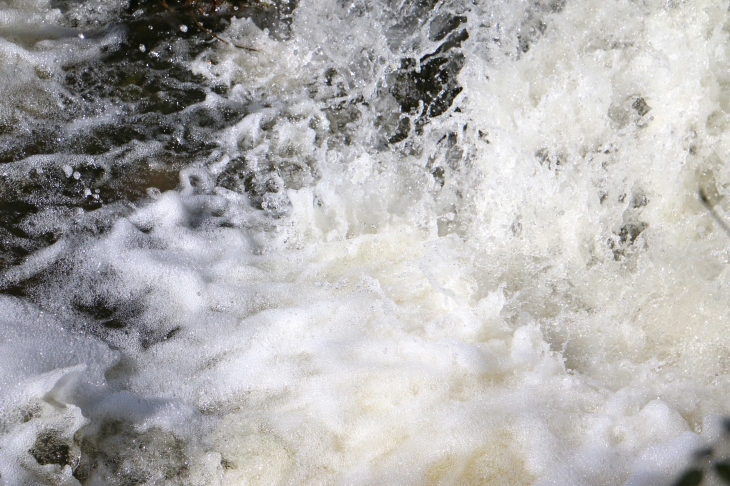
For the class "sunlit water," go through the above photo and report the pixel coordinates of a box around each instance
[2,0,730,484]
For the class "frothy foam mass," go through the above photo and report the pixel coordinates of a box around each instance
[2,0,730,484]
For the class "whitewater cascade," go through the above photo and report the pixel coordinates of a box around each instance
[1,0,730,484]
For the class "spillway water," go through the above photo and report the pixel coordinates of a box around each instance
[2,0,730,484]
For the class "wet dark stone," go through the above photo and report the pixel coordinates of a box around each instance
[534,148,565,170]
[2,0,299,241]
[390,28,468,126]
[0,0,290,166]
[73,295,146,330]
[217,157,249,193]
[632,97,651,116]
[324,102,362,136]
[618,221,648,246]
[1,270,50,298]
[631,190,648,209]
[549,0,566,11]
[216,156,291,217]
[608,220,648,261]
[0,185,58,274]
[0,1,281,278]
[0,153,179,278]
[324,67,339,87]
[716,461,730,483]
[29,431,73,468]
[429,14,467,42]
[432,166,445,188]
[388,116,411,144]
[384,0,441,47]
[693,447,714,460]
[722,416,730,434]
[0,201,39,239]
[73,420,191,485]
[673,469,703,486]
[518,34,531,53]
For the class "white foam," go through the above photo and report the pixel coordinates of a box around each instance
[3,0,730,484]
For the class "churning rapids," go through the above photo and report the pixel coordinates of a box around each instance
[3,0,730,484]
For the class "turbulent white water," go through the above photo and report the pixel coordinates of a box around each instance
[2,0,730,484]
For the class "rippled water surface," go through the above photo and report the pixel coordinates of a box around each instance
[3,0,730,484]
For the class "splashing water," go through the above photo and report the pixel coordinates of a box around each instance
[2,0,730,484]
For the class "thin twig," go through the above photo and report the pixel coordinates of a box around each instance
[231,43,258,51]
[192,16,230,44]
[157,0,260,50]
